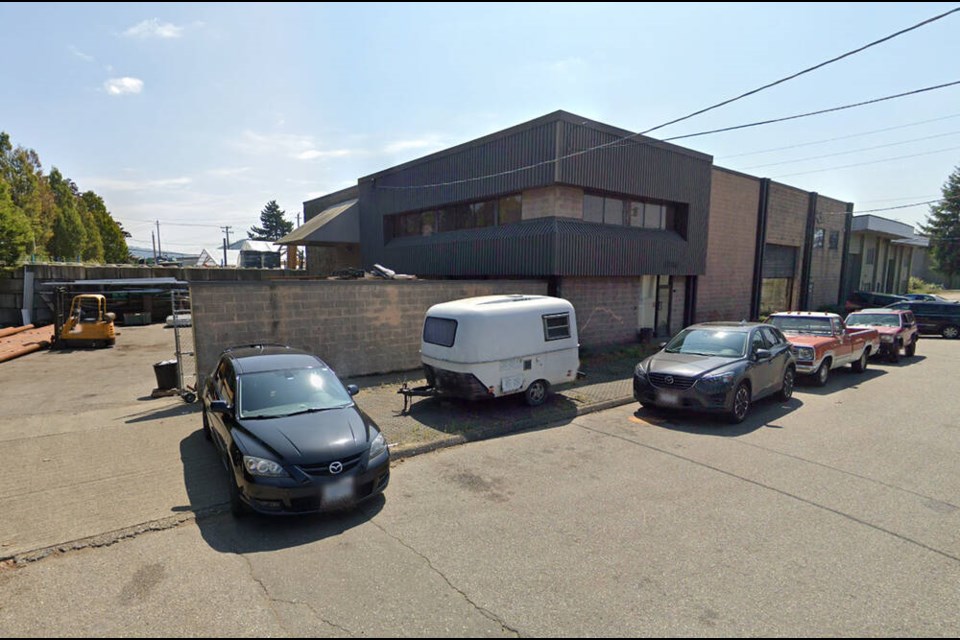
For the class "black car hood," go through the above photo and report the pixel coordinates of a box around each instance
[645,351,739,377]
[236,405,370,463]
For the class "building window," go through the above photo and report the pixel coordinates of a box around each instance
[542,313,571,341]
[498,195,521,225]
[603,197,624,225]
[760,278,793,316]
[829,230,840,250]
[813,228,825,249]
[865,248,876,265]
[583,194,604,223]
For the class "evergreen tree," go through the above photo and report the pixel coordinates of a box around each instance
[47,167,85,260]
[82,191,129,263]
[921,164,960,280]
[248,200,293,240]
[0,181,33,264]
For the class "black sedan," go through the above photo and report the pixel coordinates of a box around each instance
[633,322,796,423]
[202,345,390,517]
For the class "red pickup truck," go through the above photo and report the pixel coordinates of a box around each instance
[844,308,918,362]
[765,312,880,386]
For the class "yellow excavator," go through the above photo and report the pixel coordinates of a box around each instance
[55,293,116,348]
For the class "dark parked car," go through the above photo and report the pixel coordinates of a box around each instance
[845,290,908,312]
[202,344,390,516]
[885,301,960,339]
[902,293,954,302]
[633,322,796,423]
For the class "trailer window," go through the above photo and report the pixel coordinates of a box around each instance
[423,317,458,347]
[543,313,571,341]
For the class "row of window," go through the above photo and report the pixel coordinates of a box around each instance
[387,195,522,239]
[385,191,689,240]
[813,228,840,250]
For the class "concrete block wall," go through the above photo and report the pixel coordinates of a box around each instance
[808,195,848,309]
[697,169,760,322]
[766,183,810,309]
[559,277,642,347]
[190,279,548,382]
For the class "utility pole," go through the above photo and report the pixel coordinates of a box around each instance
[222,237,228,267]
[152,231,157,263]
[156,221,163,262]
[220,225,232,250]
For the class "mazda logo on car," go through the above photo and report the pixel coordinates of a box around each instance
[329,461,343,475]
[664,375,674,385]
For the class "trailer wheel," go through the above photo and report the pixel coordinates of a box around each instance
[524,380,549,407]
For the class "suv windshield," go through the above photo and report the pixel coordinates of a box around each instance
[767,316,833,335]
[238,367,353,419]
[846,313,900,327]
[664,329,746,357]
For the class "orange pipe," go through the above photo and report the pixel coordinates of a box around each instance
[0,341,48,364]
[0,324,35,339]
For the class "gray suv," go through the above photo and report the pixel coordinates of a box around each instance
[633,322,796,423]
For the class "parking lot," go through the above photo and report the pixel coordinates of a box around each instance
[1,322,959,635]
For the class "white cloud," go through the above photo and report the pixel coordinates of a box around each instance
[383,137,447,154]
[123,18,185,39]
[104,77,144,96]
[296,149,353,161]
[233,130,359,161]
[207,167,252,177]
[80,176,191,191]
[69,45,94,62]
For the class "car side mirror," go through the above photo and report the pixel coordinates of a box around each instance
[210,400,231,414]
[346,384,359,396]
[755,348,772,361]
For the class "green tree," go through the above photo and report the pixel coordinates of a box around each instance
[921,164,960,280]
[47,167,85,260]
[248,200,293,241]
[0,132,56,255]
[0,180,34,264]
[82,191,129,263]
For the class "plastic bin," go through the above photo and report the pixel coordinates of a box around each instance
[153,359,179,390]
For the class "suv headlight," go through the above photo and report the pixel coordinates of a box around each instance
[369,431,387,459]
[243,455,289,478]
[880,335,894,343]
[795,346,815,360]
[634,362,648,378]
[698,370,736,391]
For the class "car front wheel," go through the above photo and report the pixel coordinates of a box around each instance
[905,340,917,357]
[814,360,830,387]
[942,325,959,340]
[727,383,751,424]
[778,367,795,401]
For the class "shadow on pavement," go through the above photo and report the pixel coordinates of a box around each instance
[180,429,386,554]
[636,396,804,437]
[124,401,200,424]
[793,366,885,397]
[868,354,927,368]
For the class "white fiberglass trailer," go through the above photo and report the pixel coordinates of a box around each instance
[420,295,580,406]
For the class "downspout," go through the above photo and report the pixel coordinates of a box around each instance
[799,192,818,310]
[750,178,770,320]
[837,202,853,305]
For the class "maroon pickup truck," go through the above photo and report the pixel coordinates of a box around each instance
[844,308,918,362]
[765,312,880,386]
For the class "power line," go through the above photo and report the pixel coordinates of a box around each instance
[376,79,960,190]
[739,129,960,170]
[719,112,960,159]
[638,5,960,137]
[771,143,960,178]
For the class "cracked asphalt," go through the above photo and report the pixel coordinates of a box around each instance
[1,326,960,636]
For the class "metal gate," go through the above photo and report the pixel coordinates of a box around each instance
[170,288,197,403]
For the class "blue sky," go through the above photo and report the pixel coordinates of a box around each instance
[2,2,959,255]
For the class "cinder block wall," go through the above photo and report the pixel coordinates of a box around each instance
[766,183,809,310]
[808,195,848,309]
[191,279,548,381]
[698,169,760,321]
[560,277,642,347]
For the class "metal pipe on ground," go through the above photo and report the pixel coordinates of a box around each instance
[0,341,49,364]
[0,324,36,339]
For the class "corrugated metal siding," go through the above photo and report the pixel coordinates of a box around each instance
[553,219,700,275]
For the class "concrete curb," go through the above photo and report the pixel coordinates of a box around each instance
[390,393,635,461]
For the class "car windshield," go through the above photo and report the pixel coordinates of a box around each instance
[238,367,353,419]
[767,316,833,335]
[664,329,746,357]
[846,313,900,327]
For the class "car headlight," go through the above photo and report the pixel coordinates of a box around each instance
[795,346,815,360]
[634,362,648,378]
[698,371,736,391]
[880,335,894,343]
[369,431,387,459]
[243,455,289,478]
